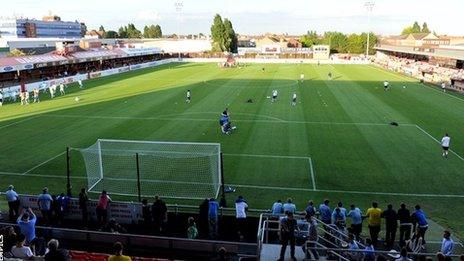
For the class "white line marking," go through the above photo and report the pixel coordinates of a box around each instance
[224,153,310,160]
[309,158,317,191]
[0,116,39,130]
[45,114,415,127]
[229,184,464,198]
[0,171,85,179]
[369,65,464,103]
[415,125,464,161]
[22,151,66,175]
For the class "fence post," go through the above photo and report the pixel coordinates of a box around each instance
[136,153,141,202]
[219,153,227,207]
[66,147,72,197]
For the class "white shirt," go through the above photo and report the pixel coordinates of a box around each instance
[273,90,278,96]
[293,93,297,99]
[78,80,83,85]
[384,81,389,87]
[442,83,446,89]
[11,245,33,258]
[300,74,304,79]
[235,201,248,218]
[441,136,450,147]
[187,91,191,98]
[60,84,64,90]
[0,93,3,99]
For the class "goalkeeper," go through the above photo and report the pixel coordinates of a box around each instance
[219,114,236,134]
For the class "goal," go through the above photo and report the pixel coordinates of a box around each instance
[78,139,222,199]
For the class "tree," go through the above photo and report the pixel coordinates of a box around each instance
[401,26,414,35]
[99,25,106,38]
[127,23,142,38]
[118,26,128,38]
[412,21,421,33]
[300,30,321,47]
[421,22,430,33]
[223,19,238,53]
[211,14,226,52]
[154,25,162,38]
[143,25,150,38]
[323,31,348,53]
[106,30,118,38]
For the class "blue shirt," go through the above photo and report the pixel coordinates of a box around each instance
[441,238,454,256]
[412,209,428,227]
[305,205,316,216]
[5,189,19,202]
[37,193,53,211]
[283,203,296,214]
[332,208,347,223]
[208,201,219,220]
[272,202,283,215]
[347,208,362,225]
[17,214,37,243]
[319,204,331,223]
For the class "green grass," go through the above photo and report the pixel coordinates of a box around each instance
[1,62,464,240]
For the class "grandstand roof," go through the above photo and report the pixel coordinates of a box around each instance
[375,44,464,61]
[0,47,162,73]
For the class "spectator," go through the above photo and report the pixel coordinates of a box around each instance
[279,211,298,261]
[78,188,89,227]
[441,230,454,256]
[272,199,284,215]
[152,195,167,234]
[436,252,446,261]
[398,203,412,247]
[10,234,34,259]
[199,198,210,238]
[96,190,112,227]
[364,202,382,246]
[17,207,37,246]
[396,248,412,261]
[1,226,17,253]
[347,204,362,241]
[346,233,360,260]
[382,204,398,249]
[319,199,331,224]
[363,238,375,261]
[208,198,219,239]
[141,199,152,227]
[211,247,229,261]
[283,198,296,214]
[235,195,248,241]
[305,200,316,218]
[51,195,61,225]
[103,218,127,234]
[332,207,346,229]
[411,205,428,244]
[109,242,132,261]
[37,187,53,225]
[6,185,20,221]
[304,216,319,260]
[187,216,198,239]
[406,227,424,254]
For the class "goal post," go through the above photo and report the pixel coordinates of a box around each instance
[78,139,222,200]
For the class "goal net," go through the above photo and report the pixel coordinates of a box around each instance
[78,139,222,199]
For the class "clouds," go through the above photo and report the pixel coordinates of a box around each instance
[136,10,162,22]
[0,0,462,35]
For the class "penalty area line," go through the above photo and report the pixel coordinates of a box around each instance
[228,184,464,198]
[22,151,67,175]
[415,125,464,162]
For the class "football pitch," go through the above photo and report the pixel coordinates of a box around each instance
[1,62,464,236]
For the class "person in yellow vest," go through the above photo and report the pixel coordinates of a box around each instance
[108,242,132,261]
[363,202,382,247]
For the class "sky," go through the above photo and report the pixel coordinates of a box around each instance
[1,0,463,36]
